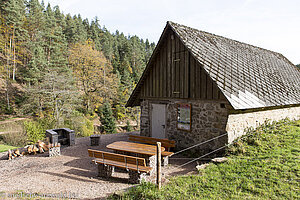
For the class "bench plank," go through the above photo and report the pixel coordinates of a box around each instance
[88,149,152,172]
[161,151,174,157]
[129,135,175,148]
[93,159,152,173]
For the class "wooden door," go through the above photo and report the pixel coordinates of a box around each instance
[151,104,166,139]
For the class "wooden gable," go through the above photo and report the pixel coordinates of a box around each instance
[128,27,226,106]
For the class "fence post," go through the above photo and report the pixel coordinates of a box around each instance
[156,142,161,189]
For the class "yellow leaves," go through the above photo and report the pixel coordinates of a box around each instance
[128,65,133,74]
[69,41,119,109]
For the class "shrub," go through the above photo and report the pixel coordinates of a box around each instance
[63,111,94,137]
[24,117,55,144]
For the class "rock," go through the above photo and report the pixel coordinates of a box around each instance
[196,163,210,171]
[211,157,228,163]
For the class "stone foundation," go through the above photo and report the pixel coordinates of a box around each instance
[226,106,300,143]
[98,164,114,178]
[128,170,147,184]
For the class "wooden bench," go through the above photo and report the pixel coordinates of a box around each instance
[88,149,152,183]
[128,135,175,165]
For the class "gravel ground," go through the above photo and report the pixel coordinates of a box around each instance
[0,132,197,199]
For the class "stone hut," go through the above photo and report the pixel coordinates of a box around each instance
[126,21,300,154]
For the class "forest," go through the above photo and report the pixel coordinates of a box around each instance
[0,0,155,139]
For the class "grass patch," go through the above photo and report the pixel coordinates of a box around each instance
[0,144,19,152]
[110,119,300,199]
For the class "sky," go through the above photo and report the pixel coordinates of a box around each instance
[44,0,300,64]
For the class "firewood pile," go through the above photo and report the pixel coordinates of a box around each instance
[7,140,61,160]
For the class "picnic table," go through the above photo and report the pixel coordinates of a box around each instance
[106,141,165,174]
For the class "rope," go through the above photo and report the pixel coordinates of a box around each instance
[178,145,227,168]
[172,132,228,156]
[174,127,265,168]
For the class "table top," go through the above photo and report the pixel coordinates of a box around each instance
[106,141,165,156]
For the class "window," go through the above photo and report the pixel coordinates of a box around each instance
[177,103,192,131]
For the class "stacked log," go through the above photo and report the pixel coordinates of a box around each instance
[7,139,60,160]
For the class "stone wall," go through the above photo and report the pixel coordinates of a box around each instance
[139,99,300,155]
[140,100,151,137]
[226,105,300,143]
[166,100,229,155]
[140,99,230,155]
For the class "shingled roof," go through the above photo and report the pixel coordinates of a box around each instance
[127,21,300,109]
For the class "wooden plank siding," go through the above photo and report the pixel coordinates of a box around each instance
[140,30,224,101]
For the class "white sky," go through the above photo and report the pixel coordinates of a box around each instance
[44,0,300,64]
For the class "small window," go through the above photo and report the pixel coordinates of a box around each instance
[220,103,226,108]
[177,103,192,131]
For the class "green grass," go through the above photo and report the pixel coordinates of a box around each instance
[110,119,300,200]
[0,144,19,152]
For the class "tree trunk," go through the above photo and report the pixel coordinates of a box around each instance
[5,42,10,110]
[9,37,12,78]
[12,28,16,81]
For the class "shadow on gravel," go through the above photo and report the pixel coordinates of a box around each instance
[40,171,100,183]
[64,158,92,170]
[65,168,95,178]
[65,168,132,185]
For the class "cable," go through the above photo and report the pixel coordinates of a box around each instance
[172,132,228,156]
[179,145,227,168]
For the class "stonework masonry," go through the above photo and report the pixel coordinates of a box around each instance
[166,100,229,155]
[226,106,300,143]
[140,99,230,155]
[140,100,151,137]
[140,99,300,155]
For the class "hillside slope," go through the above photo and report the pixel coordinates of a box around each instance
[0,77,26,116]
[113,119,300,200]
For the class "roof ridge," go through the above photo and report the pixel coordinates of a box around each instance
[167,21,285,59]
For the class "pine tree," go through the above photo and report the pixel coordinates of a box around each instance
[23,0,46,84]
[98,102,116,134]
[0,0,26,80]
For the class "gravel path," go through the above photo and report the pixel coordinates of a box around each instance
[0,132,197,199]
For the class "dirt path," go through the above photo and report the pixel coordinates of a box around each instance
[0,133,197,199]
[0,117,28,125]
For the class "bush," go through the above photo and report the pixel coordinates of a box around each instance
[24,117,55,144]
[63,111,94,137]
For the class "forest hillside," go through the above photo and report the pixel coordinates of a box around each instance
[0,0,155,138]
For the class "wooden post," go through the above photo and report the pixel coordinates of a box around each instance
[156,142,162,189]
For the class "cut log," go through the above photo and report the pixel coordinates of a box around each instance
[27,145,33,154]
[38,140,47,152]
[14,149,21,156]
[8,149,12,160]
[32,145,39,155]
